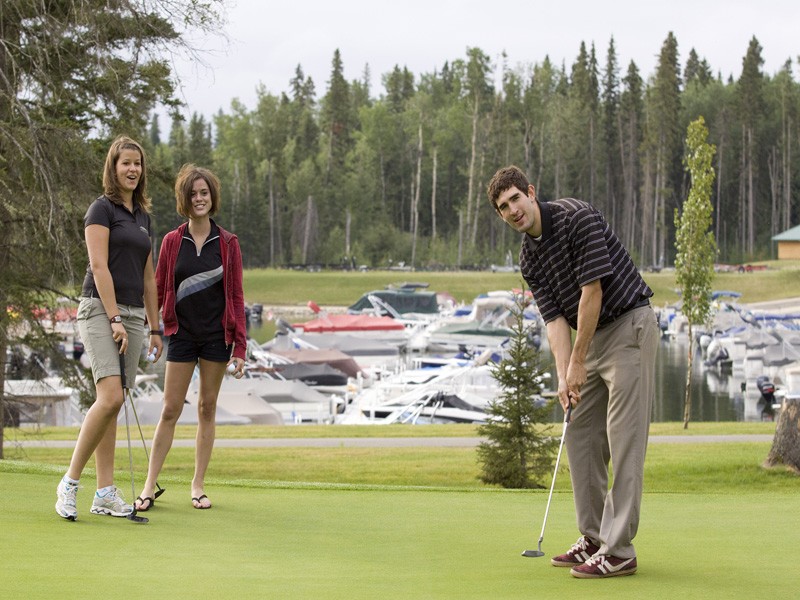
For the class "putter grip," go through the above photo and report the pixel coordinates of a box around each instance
[118,344,127,389]
[565,404,573,424]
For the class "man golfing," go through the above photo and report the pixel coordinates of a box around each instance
[487,166,658,578]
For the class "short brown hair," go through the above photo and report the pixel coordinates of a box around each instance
[174,164,221,218]
[102,135,151,212]
[487,165,530,212]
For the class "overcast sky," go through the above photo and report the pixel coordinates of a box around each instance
[168,0,800,119]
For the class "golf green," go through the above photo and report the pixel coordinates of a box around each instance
[3,463,797,599]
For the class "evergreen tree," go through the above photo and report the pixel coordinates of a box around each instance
[736,37,766,255]
[149,113,162,146]
[477,294,558,489]
[602,37,622,225]
[619,61,644,254]
[461,47,494,248]
[187,113,214,167]
[684,48,712,86]
[0,0,224,458]
[138,37,800,268]
[642,32,682,266]
[168,113,189,171]
[287,65,319,166]
[321,49,352,178]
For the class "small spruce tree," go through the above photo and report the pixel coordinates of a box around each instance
[477,292,558,488]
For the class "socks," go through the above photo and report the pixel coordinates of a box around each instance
[96,485,115,497]
[62,475,79,486]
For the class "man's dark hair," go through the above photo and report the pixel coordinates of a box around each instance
[487,165,530,211]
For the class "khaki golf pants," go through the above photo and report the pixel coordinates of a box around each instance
[565,304,659,559]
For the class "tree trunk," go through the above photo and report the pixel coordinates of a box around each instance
[767,147,779,241]
[345,208,351,258]
[764,396,800,474]
[231,160,240,233]
[268,162,275,267]
[430,146,438,241]
[536,122,545,192]
[589,114,595,207]
[465,98,478,232]
[683,321,694,429]
[640,153,653,264]
[746,127,755,256]
[411,123,422,268]
[302,195,313,264]
[471,146,486,245]
[783,117,792,231]
[457,211,463,268]
[653,145,662,266]
[617,113,632,248]
[379,152,387,207]
[715,134,724,245]
[738,128,746,253]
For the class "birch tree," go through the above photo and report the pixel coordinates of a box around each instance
[674,117,717,429]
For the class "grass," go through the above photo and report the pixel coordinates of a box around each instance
[241,260,800,307]
[5,264,800,597]
[2,420,779,442]
[3,441,795,491]
[3,439,799,599]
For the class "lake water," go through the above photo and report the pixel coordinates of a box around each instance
[245,319,769,423]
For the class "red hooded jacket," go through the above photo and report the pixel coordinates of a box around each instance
[155,221,247,360]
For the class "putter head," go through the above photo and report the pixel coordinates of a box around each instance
[127,510,149,524]
[521,538,545,558]
[154,486,166,499]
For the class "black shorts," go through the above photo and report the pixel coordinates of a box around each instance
[167,336,231,363]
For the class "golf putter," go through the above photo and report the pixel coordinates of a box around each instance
[120,350,149,524]
[522,403,572,558]
[123,354,166,500]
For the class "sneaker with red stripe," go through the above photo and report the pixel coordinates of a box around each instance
[550,536,600,567]
[570,554,637,578]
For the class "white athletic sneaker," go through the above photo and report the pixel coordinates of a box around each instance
[90,486,133,517]
[55,478,79,521]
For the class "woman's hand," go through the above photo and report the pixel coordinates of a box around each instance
[112,322,128,354]
[227,358,245,379]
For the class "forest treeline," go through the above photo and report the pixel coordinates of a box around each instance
[148,33,798,270]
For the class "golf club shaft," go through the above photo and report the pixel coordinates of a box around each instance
[117,342,149,523]
[119,350,165,497]
[117,348,138,500]
[123,390,136,502]
[537,404,572,542]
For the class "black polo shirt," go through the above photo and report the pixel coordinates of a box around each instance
[81,196,152,307]
[172,221,225,341]
[520,198,652,329]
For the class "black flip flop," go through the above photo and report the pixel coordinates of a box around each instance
[192,494,211,509]
[135,496,154,512]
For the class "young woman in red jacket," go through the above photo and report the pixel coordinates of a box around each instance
[135,164,247,511]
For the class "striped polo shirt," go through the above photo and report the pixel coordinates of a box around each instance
[519,198,652,330]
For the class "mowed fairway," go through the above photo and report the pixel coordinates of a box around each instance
[3,452,798,600]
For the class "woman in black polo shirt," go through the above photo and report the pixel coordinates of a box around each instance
[55,136,164,521]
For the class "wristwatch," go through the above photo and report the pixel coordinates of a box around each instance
[109,315,123,324]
